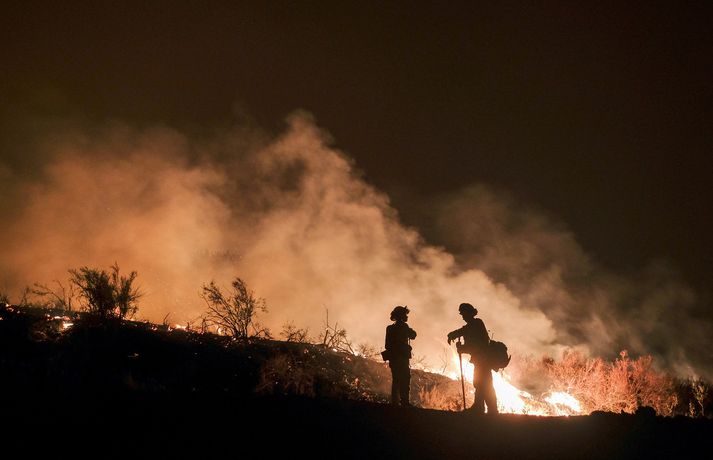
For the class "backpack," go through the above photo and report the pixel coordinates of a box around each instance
[488,340,511,370]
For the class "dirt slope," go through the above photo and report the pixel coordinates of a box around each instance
[1,305,711,459]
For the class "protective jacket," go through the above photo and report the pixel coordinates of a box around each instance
[385,321,417,361]
[449,318,489,363]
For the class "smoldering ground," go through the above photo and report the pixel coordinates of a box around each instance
[0,111,710,380]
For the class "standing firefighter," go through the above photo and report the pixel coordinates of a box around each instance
[447,302,499,414]
[383,306,417,406]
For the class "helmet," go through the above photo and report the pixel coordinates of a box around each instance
[390,305,410,321]
[458,303,477,316]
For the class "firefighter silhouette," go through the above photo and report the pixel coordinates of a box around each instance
[383,306,417,406]
[447,303,498,414]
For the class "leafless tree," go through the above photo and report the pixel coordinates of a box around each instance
[200,278,270,339]
[19,286,31,307]
[31,280,76,311]
[319,309,355,354]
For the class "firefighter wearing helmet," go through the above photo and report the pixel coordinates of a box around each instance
[447,303,498,414]
[382,305,417,406]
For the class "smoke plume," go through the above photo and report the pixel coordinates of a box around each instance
[0,111,710,379]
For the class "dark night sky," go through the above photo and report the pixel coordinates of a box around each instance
[2,1,713,292]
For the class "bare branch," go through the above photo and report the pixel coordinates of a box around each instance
[200,278,270,340]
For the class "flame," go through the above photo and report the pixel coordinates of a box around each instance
[544,391,582,415]
[444,348,582,416]
[51,315,74,331]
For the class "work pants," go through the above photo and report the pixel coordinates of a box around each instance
[389,359,411,406]
[472,364,498,414]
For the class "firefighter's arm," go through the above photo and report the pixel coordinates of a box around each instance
[447,327,464,344]
[408,327,417,340]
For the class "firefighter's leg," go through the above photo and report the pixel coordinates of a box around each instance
[390,364,400,404]
[471,366,485,414]
[483,369,499,414]
[400,365,411,406]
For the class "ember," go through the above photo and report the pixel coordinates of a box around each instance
[48,315,75,331]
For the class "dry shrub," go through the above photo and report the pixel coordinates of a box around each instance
[673,378,713,418]
[355,343,379,359]
[691,379,711,417]
[544,350,677,415]
[31,280,76,311]
[70,263,141,319]
[418,382,469,411]
[319,310,355,354]
[281,322,310,343]
[256,354,315,397]
[544,350,608,413]
[201,278,270,339]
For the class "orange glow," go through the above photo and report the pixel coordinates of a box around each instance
[544,391,582,415]
[444,348,582,416]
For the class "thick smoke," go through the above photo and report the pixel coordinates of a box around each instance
[427,186,712,378]
[0,112,709,379]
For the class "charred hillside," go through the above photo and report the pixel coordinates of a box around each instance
[1,304,712,460]
[0,304,452,403]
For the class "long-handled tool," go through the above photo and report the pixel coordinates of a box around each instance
[457,338,466,411]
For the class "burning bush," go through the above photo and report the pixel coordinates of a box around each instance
[418,381,468,411]
[515,350,678,416]
[690,379,711,417]
[675,378,713,418]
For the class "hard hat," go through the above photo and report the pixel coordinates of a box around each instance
[458,303,477,316]
[390,305,410,321]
